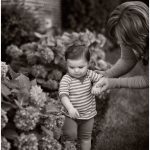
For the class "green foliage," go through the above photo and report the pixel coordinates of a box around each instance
[1,4,39,61]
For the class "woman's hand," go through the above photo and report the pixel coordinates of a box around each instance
[68,107,80,119]
[94,70,106,76]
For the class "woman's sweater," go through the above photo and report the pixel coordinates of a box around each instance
[104,44,149,88]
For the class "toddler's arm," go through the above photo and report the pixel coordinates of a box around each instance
[60,94,80,118]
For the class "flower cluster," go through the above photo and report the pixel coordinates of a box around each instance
[38,45,54,64]
[31,65,47,78]
[26,52,40,65]
[56,114,65,128]
[46,79,59,90]
[43,114,57,131]
[48,69,63,81]
[1,136,11,150]
[63,141,77,150]
[1,109,8,129]
[30,85,47,108]
[6,45,23,59]
[14,106,40,131]
[1,62,8,78]
[21,42,38,55]
[39,134,62,150]
[14,133,38,150]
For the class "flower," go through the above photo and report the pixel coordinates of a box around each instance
[14,106,40,131]
[30,85,47,108]
[15,133,38,150]
[38,45,54,64]
[48,69,63,81]
[6,45,23,59]
[1,109,8,129]
[63,141,77,150]
[1,62,8,78]
[1,136,11,150]
[31,65,47,78]
[43,114,57,131]
[39,134,62,150]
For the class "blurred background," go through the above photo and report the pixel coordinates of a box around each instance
[1,0,149,150]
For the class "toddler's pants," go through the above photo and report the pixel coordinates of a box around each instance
[62,116,94,141]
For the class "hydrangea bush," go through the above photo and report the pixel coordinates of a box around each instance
[1,63,65,149]
[6,29,111,91]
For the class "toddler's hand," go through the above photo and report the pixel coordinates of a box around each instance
[91,85,102,95]
[68,107,80,119]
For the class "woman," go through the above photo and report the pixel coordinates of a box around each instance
[95,1,149,93]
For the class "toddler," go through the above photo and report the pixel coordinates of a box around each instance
[59,44,103,150]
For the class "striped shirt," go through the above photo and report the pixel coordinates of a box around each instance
[59,69,103,119]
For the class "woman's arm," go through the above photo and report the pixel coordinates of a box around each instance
[96,75,148,92]
[108,75,149,89]
[105,44,138,78]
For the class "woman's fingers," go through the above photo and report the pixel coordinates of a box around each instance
[95,70,105,75]
[100,84,108,93]
[96,78,106,88]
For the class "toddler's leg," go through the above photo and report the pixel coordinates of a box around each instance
[78,117,94,150]
[62,116,78,141]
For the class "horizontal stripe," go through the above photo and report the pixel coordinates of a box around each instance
[59,70,103,119]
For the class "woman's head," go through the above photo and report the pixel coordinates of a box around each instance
[107,1,149,58]
[65,45,90,78]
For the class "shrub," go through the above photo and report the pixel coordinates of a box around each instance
[1,4,39,61]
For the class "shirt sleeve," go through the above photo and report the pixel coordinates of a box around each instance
[87,70,103,83]
[105,44,138,78]
[108,75,148,89]
[59,75,71,97]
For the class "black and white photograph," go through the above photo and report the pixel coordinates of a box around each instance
[1,0,149,150]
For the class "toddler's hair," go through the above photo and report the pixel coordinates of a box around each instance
[107,1,149,61]
[65,44,90,62]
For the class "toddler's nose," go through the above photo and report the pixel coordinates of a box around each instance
[74,68,79,72]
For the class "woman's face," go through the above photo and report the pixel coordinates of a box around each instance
[67,57,89,79]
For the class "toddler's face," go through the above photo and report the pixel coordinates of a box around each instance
[67,58,89,79]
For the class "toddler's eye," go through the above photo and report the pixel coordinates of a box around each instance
[79,67,83,69]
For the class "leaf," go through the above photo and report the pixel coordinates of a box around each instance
[53,127,62,140]
[45,102,59,113]
[8,65,20,79]
[15,74,30,90]
[1,83,11,97]
[2,100,17,111]
[41,126,54,137]
[14,99,23,109]
[2,128,18,140]
[31,79,37,86]
[3,78,20,89]
[16,88,30,106]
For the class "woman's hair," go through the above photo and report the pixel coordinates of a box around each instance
[65,44,90,62]
[107,1,149,64]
